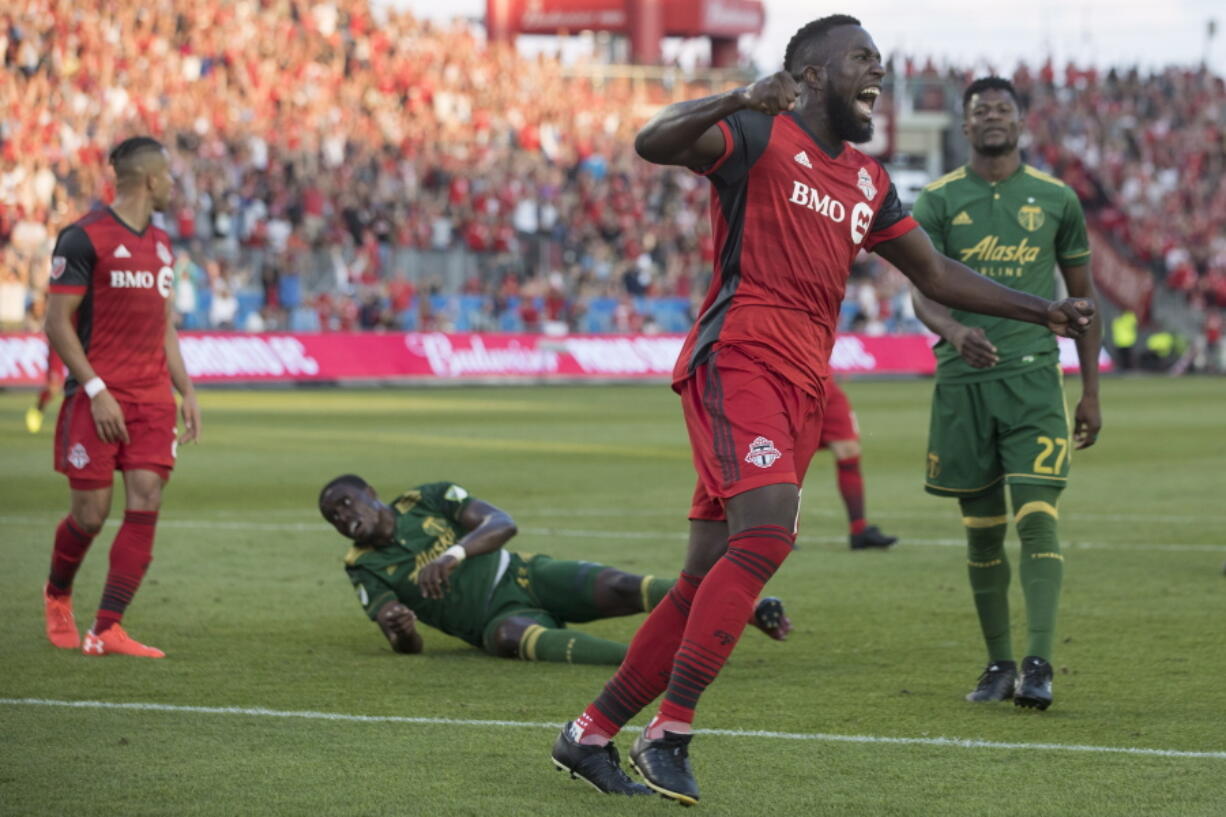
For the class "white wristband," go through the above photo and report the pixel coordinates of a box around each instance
[443,545,466,564]
[83,377,107,399]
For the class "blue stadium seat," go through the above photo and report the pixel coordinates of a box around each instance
[289,307,320,332]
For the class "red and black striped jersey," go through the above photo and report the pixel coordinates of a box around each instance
[48,208,175,404]
[674,110,918,396]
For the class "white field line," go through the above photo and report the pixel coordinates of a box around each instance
[2,697,1223,761]
[1,516,1222,552]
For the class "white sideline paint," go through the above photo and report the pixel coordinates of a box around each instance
[3,698,1223,760]
[1,516,1222,552]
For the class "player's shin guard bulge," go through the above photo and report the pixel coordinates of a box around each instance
[93,510,158,635]
[583,572,703,737]
[657,525,794,725]
[960,488,1013,663]
[1011,484,1064,661]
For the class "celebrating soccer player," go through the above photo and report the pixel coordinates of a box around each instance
[319,475,790,667]
[42,136,201,659]
[910,77,1102,710]
[549,16,1094,804]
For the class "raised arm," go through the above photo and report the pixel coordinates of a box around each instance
[415,499,518,599]
[634,71,801,168]
[875,227,1094,338]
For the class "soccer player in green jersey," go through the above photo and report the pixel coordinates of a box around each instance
[910,77,1103,710]
[319,475,791,666]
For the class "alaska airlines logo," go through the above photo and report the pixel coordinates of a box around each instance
[958,236,1041,264]
[788,181,875,245]
[110,267,174,298]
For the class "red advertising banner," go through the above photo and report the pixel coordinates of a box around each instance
[0,332,1109,387]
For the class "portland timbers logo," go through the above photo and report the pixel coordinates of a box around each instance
[744,436,782,469]
[1017,203,1045,232]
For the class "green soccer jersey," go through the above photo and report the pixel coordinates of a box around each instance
[911,163,1091,383]
[344,481,503,647]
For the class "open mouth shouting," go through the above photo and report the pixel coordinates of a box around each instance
[854,86,880,121]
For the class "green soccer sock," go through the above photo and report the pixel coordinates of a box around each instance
[1011,484,1064,661]
[960,487,1013,663]
[518,624,628,665]
[640,575,674,612]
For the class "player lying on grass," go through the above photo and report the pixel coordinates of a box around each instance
[319,475,791,664]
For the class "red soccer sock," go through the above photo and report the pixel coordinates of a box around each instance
[92,510,158,634]
[578,571,704,742]
[836,457,867,535]
[48,516,97,596]
[656,525,794,726]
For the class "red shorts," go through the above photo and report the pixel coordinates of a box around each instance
[54,391,177,489]
[678,346,826,521]
[819,380,859,447]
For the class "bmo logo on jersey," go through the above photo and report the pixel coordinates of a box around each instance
[788,181,876,245]
[111,267,174,298]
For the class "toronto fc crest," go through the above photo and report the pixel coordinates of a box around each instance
[744,436,782,469]
[857,167,877,200]
[67,443,90,469]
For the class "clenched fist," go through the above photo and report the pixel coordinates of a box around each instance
[741,71,802,116]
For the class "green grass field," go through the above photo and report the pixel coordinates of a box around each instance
[2,377,1223,817]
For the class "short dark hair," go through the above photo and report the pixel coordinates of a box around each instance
[783,14,862,74]
[319,474,368,506]
[108,136,165,180]
[962,76,1022,111]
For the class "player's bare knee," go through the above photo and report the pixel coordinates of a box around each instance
[487,616,534,658]
[726,483,799,532]
[124,471,165,511]
[684,519,728,576]
[594,569,642,614]
[71,511,107,536]
[829,439,860,460]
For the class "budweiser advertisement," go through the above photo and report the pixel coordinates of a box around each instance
[0,332,1108,387]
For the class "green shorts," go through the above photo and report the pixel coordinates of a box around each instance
[925,365,1071,497]
[480,554,608,649]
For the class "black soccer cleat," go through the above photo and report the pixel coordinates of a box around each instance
[1014,656,1054,710]
[629,730,700,806]
[965,661,1018,702]
[850,525,898,550]
[753,596,785,633]
[551,722,652,796]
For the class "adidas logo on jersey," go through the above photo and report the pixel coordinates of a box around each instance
[113,244,132,258]
[793,151,812,169]
[952,211,974,225]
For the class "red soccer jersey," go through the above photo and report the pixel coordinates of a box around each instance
[48,208,175,404]
[673,110,918,396]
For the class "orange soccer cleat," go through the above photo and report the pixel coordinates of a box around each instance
[44,585,81,649]
[82,625,165,658]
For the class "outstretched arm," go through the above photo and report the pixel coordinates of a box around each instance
[876,228,1094,338]
[634,71,801,168]
[376,601,424,654]
[416,499,518,599]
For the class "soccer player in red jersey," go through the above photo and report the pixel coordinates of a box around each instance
[551,16,1093,803]
[820,380,898,550]
[42,136,201,659]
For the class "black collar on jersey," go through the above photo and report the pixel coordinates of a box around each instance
[786,112,844,160]
[106,206,152,238]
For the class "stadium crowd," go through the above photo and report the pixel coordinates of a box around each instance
[1,1,1222,355]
